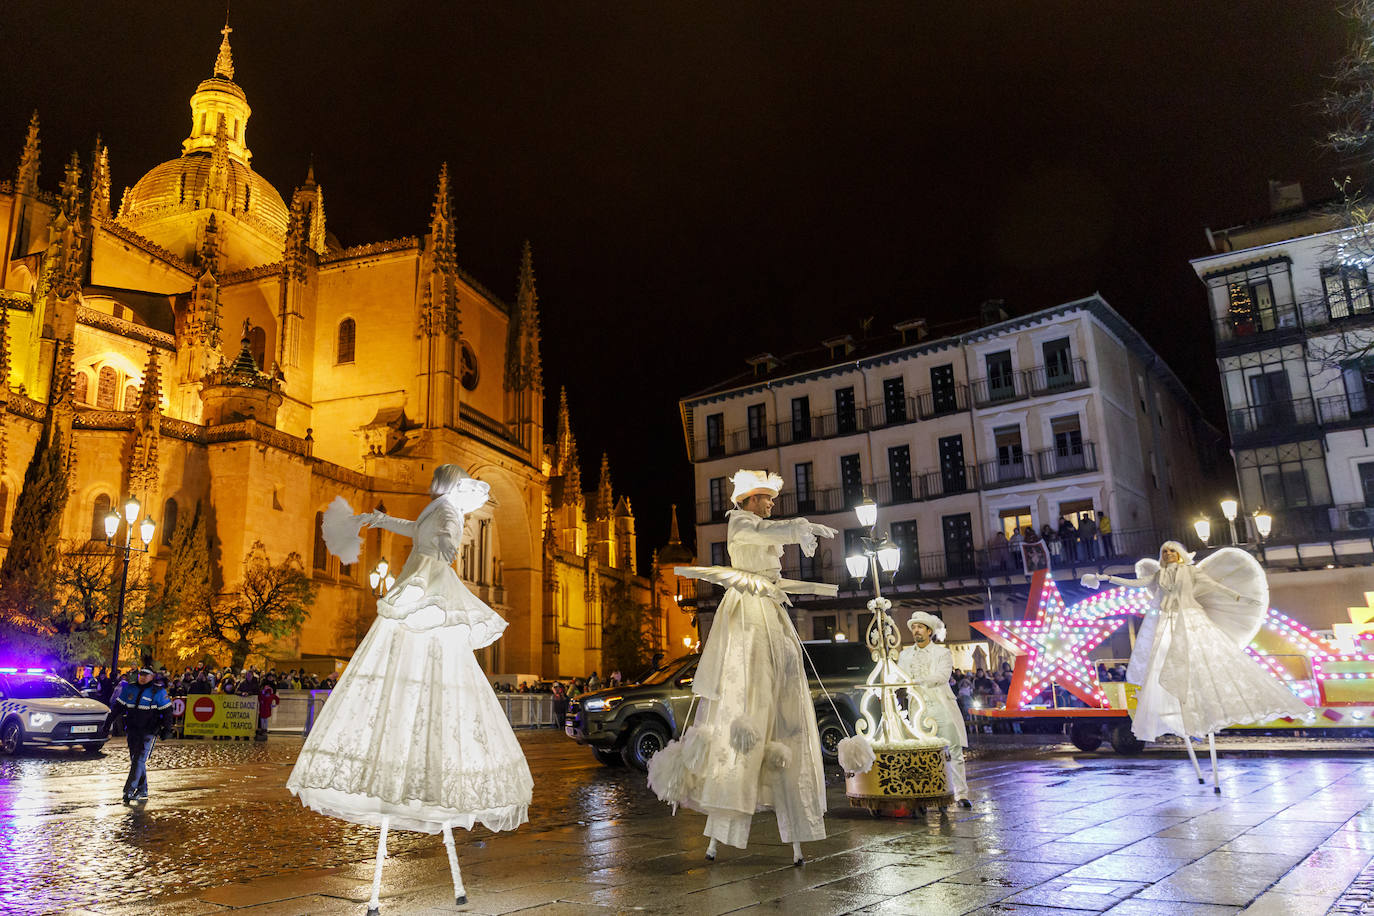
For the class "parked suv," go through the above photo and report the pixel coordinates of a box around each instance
[0,669,111,754]
[564,641,874,770]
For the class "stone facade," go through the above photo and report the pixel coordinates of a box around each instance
[0,26,692,675]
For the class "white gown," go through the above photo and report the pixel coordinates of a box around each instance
[287,481,533,834]
[1108,548,1309,741]
[649,510,835,849]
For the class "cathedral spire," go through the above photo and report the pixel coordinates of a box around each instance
[430,163,456,271]
[506,241,544,392]
[90,135,110,220]
[214,21,235,80]
[16,111,39,195]
[597,452,613,520]
[668,504,682,546]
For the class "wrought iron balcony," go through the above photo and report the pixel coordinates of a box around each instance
[1036,441,1098,478]
[919,466,978,499]
[1212,301,1302,352]
[971,372,1028,408]
[916,384,970,419]
[1227,397,1320,447]
[977,456,1036,489]
[1026,358,1089,397]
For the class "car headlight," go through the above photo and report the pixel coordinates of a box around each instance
[583,696,622,713]
[28,713,54,729]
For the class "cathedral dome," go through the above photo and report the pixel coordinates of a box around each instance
[121,152,289,239]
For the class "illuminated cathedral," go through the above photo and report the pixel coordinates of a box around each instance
[0,25,692,676]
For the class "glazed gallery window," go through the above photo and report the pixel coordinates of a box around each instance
[337,318,356,364]
[1227,278,1277,332]
[1322,266,1372,320]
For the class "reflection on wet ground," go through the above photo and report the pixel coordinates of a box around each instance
[3,732,1373,915]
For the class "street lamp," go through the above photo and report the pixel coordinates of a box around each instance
[1193,518,1211,545]
[842,499,950,813]
[1253,510,1273,539]
[1220,498,1240,545]
[106,496,155,676]
[369,558,395,596]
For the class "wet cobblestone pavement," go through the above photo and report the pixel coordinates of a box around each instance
[2,732,1373,914]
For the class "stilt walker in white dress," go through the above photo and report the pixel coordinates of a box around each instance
[287,465,533,914]
[1082,541,1308,791]
[647,470,838,865]
[897,612,972,807]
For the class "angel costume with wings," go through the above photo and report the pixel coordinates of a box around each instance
[1088,542,1308,741]
[647,470,837,861]
[288,465,531,911]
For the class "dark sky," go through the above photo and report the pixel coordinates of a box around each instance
[1,2,1355,566]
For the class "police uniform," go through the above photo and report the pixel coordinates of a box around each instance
[112,672,173,802]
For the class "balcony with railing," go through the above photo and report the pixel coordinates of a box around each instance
[919,466,978,499]
[1026,358,1089,396]
[971,371,1028,408]
[978,455,1036,489]
[1227,397,1320,447]
[1036,441,1098,479]
[1299,294,1374,334]
[693,386,976,462]
[1212,301,1303,352]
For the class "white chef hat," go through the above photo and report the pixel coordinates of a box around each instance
[730,469,784,505]
[907,611,946,642]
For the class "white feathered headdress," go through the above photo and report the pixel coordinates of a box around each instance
[730,469,783,505]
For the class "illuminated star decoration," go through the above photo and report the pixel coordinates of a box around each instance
[972,570,1122,708]
[1333,592,1374,654]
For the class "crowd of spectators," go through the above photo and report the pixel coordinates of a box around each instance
[65,663,337,705]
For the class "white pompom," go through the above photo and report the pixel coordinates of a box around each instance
[647,738,701,804]
[763,741,792,769]
[1080,573,1100,590]
[837,735,875,774]
[321,496,364,564]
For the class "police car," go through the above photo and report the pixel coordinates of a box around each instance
[0,668,111,754]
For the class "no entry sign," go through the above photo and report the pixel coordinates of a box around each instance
[182,695,258,738]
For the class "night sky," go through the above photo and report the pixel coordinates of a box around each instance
[1,2,1357,565]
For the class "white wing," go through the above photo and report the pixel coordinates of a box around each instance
[1195,547,1268,647]
[320,495,364,564]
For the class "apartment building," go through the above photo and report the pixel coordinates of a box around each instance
[678,295,1220,644]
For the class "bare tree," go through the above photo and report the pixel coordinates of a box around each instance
[185,541,317,669]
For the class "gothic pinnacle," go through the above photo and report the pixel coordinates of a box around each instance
[17,111,40,193]
[214,21,235,80]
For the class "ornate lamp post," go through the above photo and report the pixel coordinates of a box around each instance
[842,497,952,815]
[1220,498,1240,545]
[106,497,156,676]
[369,558,395,597]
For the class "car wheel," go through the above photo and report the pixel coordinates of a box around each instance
[0,719,22,755]
[82,742,106,754]
[1070,722,1103,752]
[816,714,846,762]
[1110,722,1145,755]
[621,719,670,771]
[591,747,624,767]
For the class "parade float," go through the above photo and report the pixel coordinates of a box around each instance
[970,569,1374,751]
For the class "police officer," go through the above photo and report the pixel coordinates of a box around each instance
[111,667,173,803]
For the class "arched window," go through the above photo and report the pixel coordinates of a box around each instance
[162,498,178,547]
[459,340,479,390]
[95,367,118,410]
[72,372,89,405]
[249,326,267,371]
[0,482,9,535]
[313,511,328,570]
[91,494,112,541]
[337,318,356,364]
[123,384,139,411]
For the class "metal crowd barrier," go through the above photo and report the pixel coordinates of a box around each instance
[271,689,559,735]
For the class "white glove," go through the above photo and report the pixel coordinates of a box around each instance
[356,511,384,528]
[1080,573,1100,589]
[809,523,838,540]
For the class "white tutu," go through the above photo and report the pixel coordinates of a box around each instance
[287,555,530,834]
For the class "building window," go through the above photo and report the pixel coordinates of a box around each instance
[986,350,1015,400]
[890,519,919,581]
[835,386,856,434]
[95,367,118,410]
[336,318,356,364]
[459,340,479,390]
[840,454,864,507]
[708,477,728,521]
[999,508,1032,539]
[313,511,328,570]
[249,325,267,371]
[929,364,957,415]
[888,445,913,502]
[1322,266,1372,320]
[883,377,906,424]
[0,482,7,535]
[1342,358,1374,416]
[91,494,112,541]
[72,372,89,405]
[994,425,1025,478]
[1042,337,1072,388]
[1227,278,1277,333]
[123,384,139,411]
[791,396,811,442]
[162,498,178,547]
[706,413,724,457]
[747,403,767,450]
[710,542,727,566]
[795,462,814,513]
[812,615,837,640]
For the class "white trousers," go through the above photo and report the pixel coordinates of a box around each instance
[947,745,968,800]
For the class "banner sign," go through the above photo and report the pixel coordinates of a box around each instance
[181,695,258,738]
